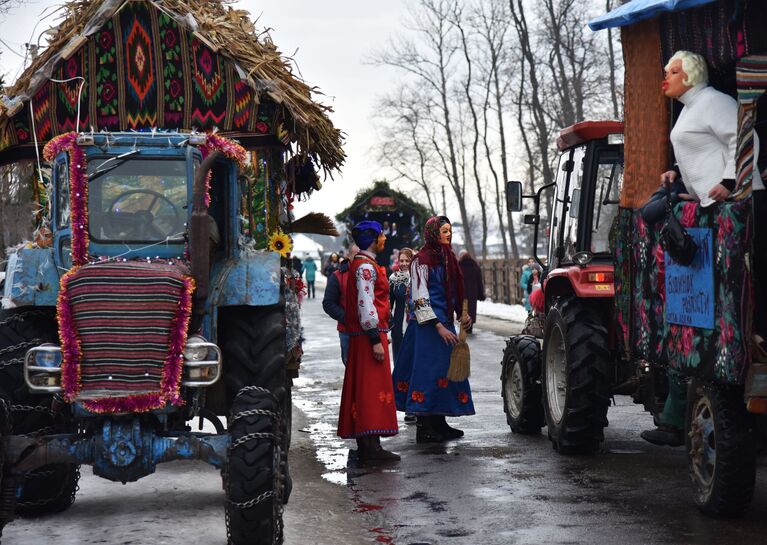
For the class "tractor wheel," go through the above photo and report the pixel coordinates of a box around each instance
[225,387,285,545]
[501,336,544,434]
[219,305,287,406]
[685,381,755,517]
[0,308,79,516]
[541,297,611,454]
[0,399,15,538]
[219,304,291,516]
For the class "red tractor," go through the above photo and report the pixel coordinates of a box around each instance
[502,120,626,451]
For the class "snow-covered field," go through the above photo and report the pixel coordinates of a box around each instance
[476,300,528,323]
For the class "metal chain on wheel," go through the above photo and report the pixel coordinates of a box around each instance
[0,340,42,358]
[15,465,81,509]
[225,389,285,545]
[0,311,51,330]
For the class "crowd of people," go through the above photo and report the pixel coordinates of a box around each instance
[314,215,484,463]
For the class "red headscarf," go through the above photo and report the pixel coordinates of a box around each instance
[418,216,465,320]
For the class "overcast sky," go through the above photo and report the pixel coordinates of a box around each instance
[0,0,408,219]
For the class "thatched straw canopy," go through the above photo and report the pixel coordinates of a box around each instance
[0,0,345,171]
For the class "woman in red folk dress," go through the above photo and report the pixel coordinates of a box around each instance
[337,220,400,463]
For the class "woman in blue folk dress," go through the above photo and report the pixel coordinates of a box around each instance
[392,216,475,443]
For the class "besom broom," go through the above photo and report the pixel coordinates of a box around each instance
[447,299,470,382]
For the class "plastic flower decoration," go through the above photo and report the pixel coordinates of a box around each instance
[268,229,293,258]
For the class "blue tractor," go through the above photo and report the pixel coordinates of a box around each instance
[0,131,295,543]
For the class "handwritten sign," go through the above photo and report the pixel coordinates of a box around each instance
[665,227,714,329]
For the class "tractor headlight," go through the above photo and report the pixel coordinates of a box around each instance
[25,344,63,392]
[35,345,63,368]
[183,335,209,361]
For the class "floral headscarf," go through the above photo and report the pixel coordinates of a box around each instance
[417,216,464,320]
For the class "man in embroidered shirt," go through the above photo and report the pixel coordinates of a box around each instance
[336,221,399,463]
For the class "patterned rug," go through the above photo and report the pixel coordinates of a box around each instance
[58,261,193,413]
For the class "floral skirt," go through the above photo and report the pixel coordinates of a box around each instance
[392,322,475,417]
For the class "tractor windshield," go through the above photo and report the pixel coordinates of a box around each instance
[590,150,622,255]
[88,158,188,243]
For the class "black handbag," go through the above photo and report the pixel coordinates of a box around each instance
[660,186,698,266]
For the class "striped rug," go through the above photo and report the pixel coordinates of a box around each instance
[58,262,194,413]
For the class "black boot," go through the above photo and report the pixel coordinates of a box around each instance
[358,435,400,463]
[434,415,464,439]
[416,416,445,443]
[640,424,684,447]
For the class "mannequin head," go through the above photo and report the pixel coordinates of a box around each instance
[663,51,708,98]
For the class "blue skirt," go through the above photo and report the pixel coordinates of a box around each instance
[392,321,475,417]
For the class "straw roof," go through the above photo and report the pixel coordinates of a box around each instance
[0,0,345,172]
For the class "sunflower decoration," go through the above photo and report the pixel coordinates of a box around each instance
[268,229,293,258]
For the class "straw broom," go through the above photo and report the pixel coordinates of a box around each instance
[447,299,470,382]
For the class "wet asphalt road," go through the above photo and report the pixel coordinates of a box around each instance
[4,289,767,544]
[292,292,767,545]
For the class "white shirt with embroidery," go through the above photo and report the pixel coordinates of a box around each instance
[411,260,438,324]
[355,259,379,330]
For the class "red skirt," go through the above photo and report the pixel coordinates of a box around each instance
[337,332,399,439]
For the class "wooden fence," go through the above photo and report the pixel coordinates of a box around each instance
[479,258,527,305]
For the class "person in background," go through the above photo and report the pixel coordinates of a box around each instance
[389,248,414,359]
[390,248,400,272]
[322,245,357,366]
[303,253,318,299]
[291,255,304,277]
[458,250,485,334]
[390,248,415,424]
[337,222,399,463]
[323,252,339,277]
[392,216,474,443]
[519,258,536,311]
[527,267,541,298]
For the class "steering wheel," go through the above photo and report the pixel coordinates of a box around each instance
[105,189,182,240]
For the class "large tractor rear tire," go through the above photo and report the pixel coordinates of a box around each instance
[0,309,79,516]
[686,381,755,517]
[219,304,290,540]
[501,336,544,434]
[219,305,287,404]
[225,387,285,545]
[541,297,611,454]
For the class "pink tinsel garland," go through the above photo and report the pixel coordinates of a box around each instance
[57,268,82,401]
[58,269,196,414]
[200,133,248,207]
[43,132,89,266]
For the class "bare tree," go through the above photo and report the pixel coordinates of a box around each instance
[375,86,438,212]
[451,4,489,257]
[371,0,477,255]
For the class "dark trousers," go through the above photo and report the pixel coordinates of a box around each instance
[307,280,315,299]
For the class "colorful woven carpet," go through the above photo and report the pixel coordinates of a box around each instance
[58,262,193,413]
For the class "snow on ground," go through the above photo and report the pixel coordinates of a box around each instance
[477,300,529,323]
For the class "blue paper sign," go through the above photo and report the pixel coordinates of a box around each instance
[664,227,714,329]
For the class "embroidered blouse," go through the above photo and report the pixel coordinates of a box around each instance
[355,252,379,331]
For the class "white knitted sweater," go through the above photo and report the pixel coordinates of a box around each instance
[671,84,738,207]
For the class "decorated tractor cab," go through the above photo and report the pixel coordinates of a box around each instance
[502,0,767,518]
[0,1,343,543]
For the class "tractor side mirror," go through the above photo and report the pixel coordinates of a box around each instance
[506,181,523,212]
